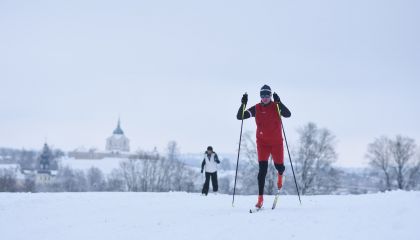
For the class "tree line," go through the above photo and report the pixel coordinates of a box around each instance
[0,141,200,192]
[237,123,420,195]
[1,124,419,194]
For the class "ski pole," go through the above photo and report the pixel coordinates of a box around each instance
[232,95,246,207]
[276,103,302,205]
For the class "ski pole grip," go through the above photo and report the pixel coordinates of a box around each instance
[241,92,247,118]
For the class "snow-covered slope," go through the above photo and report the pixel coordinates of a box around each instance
[0,191,418,240]
[60,157,126,174]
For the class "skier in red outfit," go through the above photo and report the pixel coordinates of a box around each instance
[236,85,291,208]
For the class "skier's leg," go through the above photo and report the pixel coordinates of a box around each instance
[202,172,210,195]
[255,142,270,207]
[272,142,285,189]
[211,172,218,192]
[257,142,270,195]
[274,163,285,175]
[255,161,268,208]
[257,161,268,195]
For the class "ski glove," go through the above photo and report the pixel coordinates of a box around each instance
[273,92,280,103]
[241,93,248,105]
[201,169,203,173]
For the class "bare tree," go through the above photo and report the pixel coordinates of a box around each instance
[107,169,125,191]
[166,141,180,162]
[118,142,199,192]
[158,141,181,191]
[161,140,196,192]
[294,122,338,195]
[390,135,416,189]
[141,159,157,191]
[56,167,88,192]
[23,174,36,192]
[406,158,420,190]
[120,159,141,191]
[155,157,170,191]
[0,169,17,192]
[172,160,186,191]
[74,170,88,191]
[87,167,106,191]
[367,135,419,191]
[366,136,393,191]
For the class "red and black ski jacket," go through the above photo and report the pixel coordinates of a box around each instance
[237,101,291,144]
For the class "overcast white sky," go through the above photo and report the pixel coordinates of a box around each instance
[1,0,419,167]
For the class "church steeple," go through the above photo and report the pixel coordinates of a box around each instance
[107,118,130,152]
[38,143,52,174]
[113,118,124,135]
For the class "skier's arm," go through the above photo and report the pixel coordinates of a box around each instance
[237,93,255,120]
[279,101,291,118]
[236,105,256,120]
[273,93,291,118]
[214,153,220,164]
[201,159,205,172]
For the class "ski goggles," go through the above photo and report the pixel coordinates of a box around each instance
[260,90,271,99]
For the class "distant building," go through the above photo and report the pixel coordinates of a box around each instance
[68,147,107,159]
[68,119,132,159]
[106,119,130,153]
[36,143,58,184]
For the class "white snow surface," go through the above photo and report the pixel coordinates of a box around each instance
[61,157,126,174]
[0,191,419,240]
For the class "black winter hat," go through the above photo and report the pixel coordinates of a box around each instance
[207,146,213,151]
[260,85,272,98]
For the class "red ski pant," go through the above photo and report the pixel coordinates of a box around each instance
[256,140,285,195]
[257,140,284,164]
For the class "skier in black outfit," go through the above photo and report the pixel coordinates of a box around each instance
[201,146,220,195]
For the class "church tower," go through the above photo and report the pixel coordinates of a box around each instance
[38,143,52,174]
[106,119,130,153]
[36,143,56,184]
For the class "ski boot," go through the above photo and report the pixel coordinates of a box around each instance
[277,173,283,190]
[255,195,264,209]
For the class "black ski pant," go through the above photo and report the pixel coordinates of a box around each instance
[202,172,218,195]
[257,161,285,196]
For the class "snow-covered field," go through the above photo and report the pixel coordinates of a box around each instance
[60,157,125,174]
[0,191,419,240]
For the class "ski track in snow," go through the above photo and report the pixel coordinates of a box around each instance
[0,191,419,240]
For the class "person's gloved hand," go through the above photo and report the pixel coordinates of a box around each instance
[241,93,248,105]
[201,169,203,173]
[273,92,280,103]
